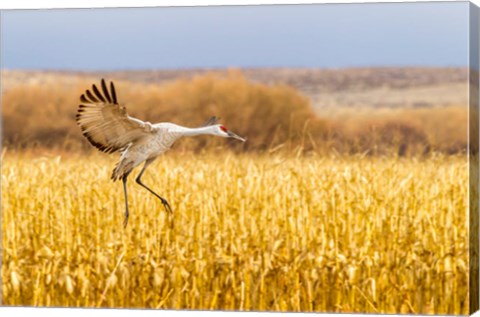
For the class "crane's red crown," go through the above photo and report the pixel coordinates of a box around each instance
[220,125,228,132]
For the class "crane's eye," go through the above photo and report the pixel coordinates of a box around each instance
[220,125,228,132]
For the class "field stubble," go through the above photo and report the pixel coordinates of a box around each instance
[1,151,469,314]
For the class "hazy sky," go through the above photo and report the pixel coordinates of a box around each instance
[0,2,469,70]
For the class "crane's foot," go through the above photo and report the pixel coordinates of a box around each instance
[168,214,175,230]
[161,198,173,214]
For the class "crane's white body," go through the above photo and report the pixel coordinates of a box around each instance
[112,123,226,180]
[76,79,245,227]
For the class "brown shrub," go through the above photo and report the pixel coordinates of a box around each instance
[2,70,324,153]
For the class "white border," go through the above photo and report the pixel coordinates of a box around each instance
[0,0,476,10]
[1,0,479,317]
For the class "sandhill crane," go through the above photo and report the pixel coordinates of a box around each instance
[76,79,246,227]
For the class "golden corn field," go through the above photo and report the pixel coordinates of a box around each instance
[1,150,469,314]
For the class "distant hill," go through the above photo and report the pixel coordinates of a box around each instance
[1,67,468,114]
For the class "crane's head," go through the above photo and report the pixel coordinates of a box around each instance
[216,125,246,142]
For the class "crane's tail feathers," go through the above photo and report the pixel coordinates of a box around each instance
[111,160,135,182]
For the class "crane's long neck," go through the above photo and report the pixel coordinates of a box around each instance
[176,125,217,137]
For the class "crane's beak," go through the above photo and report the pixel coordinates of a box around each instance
[227,130,246,142]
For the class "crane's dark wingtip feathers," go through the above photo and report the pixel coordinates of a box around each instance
[202,116,220,127]
[79,79,118,105]
[80,94,89,103]
[91,84,106,103]
[110,81,118,104]
[86,90,99,103]
[101,78,112,103]
[76,79,123,154]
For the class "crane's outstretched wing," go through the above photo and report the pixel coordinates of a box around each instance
[201,116,220,127]
[76,79,154,154]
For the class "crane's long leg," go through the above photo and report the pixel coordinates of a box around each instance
[135,158,173,214]
[122,174,130,228]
